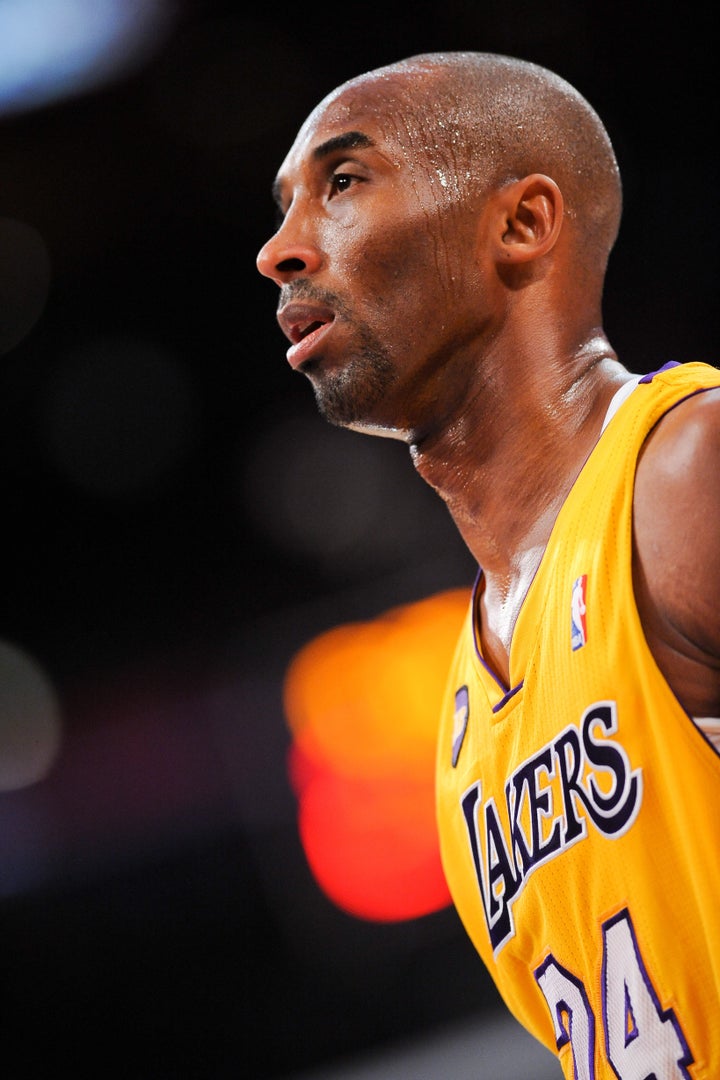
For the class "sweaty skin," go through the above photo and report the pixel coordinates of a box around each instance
[256,52,720,720]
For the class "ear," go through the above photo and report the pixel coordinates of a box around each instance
[492,174,563,264]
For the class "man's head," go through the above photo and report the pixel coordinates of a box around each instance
[257,52,622,443]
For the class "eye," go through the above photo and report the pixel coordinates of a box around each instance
[328,170,362,199]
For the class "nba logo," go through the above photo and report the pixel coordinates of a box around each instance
[452,686,470,767]
[571,574,588,651]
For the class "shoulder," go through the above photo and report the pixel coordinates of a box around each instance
[635,385,720,530]
[632,386,720,714]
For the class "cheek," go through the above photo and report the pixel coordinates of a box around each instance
[341,216,470,329]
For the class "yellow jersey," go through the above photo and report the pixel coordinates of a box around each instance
[436,362,720,1079]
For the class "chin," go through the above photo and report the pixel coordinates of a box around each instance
[311,351,400,432]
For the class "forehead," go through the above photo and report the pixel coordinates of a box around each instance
[278,71,421,177]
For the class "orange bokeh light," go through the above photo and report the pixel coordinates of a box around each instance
[283,588,470,922]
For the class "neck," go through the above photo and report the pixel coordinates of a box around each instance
[409,341,632,579]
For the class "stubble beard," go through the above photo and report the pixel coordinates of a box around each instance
[307,337,397,430]
[279,282,399,430]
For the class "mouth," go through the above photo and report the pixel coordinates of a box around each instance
[277,301,336,369]
[278,301,335,343]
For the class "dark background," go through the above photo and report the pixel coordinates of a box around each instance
[0,2,716,1077]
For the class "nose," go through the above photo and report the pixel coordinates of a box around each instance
[256,220,322,286]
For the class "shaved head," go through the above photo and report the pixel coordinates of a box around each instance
[315,51,622,277]
[259,49,628,441]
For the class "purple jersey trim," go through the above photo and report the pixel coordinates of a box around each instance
[471,568,524,701]
[492,681,524,713]
[638,361,680,383]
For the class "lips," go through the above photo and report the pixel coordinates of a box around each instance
[277,301,335,369]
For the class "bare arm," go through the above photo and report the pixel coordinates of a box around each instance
[632,388,720,718]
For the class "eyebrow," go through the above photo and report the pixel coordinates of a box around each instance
[272,130,375,207]
[312,130,375,160]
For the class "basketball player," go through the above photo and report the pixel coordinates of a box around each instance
[256,52,720,1078]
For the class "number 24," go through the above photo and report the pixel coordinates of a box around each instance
[535,909,693,1078]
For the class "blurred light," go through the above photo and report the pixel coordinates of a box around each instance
[0,0,175,117]
[0,218,52,356]
[39,336,198,497]
[0,640,62,791]
[283,589,470,922]
[285,594,468,774]
[290,745,451,923]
